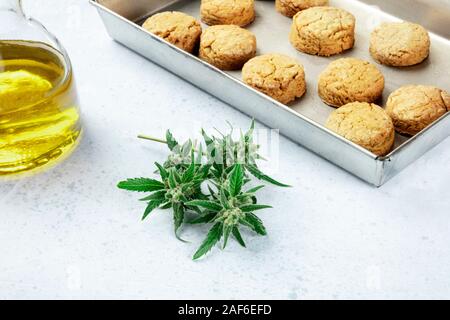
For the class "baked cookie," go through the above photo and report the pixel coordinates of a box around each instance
[200,0,255,27]
[275,0,329,18]
[289,7,355,56]
[386,85,449,136]
[318,58,385,107]
[326,102,395,156]
[242,54,306,104]
[142,11,202,53]
[199,25,257,70]
[370,22,430,67]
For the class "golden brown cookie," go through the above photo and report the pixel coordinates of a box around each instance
[370,22,430,67]
[199,25,257,70]
[242,53,306,104]
[142,11,202,53]
[200,0,255,27]
[289,7,355,56]
[326,102,395,156]
[385,85,449,136]
[318,58,385,107]
[275,0,329,18]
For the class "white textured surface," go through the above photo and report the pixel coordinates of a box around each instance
[0,0,449,299]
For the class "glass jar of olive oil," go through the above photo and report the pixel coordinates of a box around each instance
[0,0,81,177]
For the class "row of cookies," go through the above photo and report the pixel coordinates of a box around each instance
[243,55,449,155]
[198,0,430,68]
[140,0,448,156]
[320,57,449,155]
[286,3,430,67]
[142,9,257,71]
[277,2,447,155]
[319,57,450,138]
[326,89,449,156]
[139,4,306,104]
[274,1,448,155]
[141,1,429,68]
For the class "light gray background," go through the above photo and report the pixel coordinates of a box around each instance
[0,0,449,299]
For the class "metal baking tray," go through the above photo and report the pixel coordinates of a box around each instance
[90,0,450,186]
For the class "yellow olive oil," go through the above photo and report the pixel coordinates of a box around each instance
[0,40,81,176]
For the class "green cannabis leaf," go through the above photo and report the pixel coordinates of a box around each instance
[117,178,165,192]
[118,120,290,260]
[193,222,223,260]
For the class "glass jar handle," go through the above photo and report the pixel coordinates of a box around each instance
[0,0,23,14]
[0,0,72,73]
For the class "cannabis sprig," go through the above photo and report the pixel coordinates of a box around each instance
[186,164,273,259]
[118,120,290,259]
